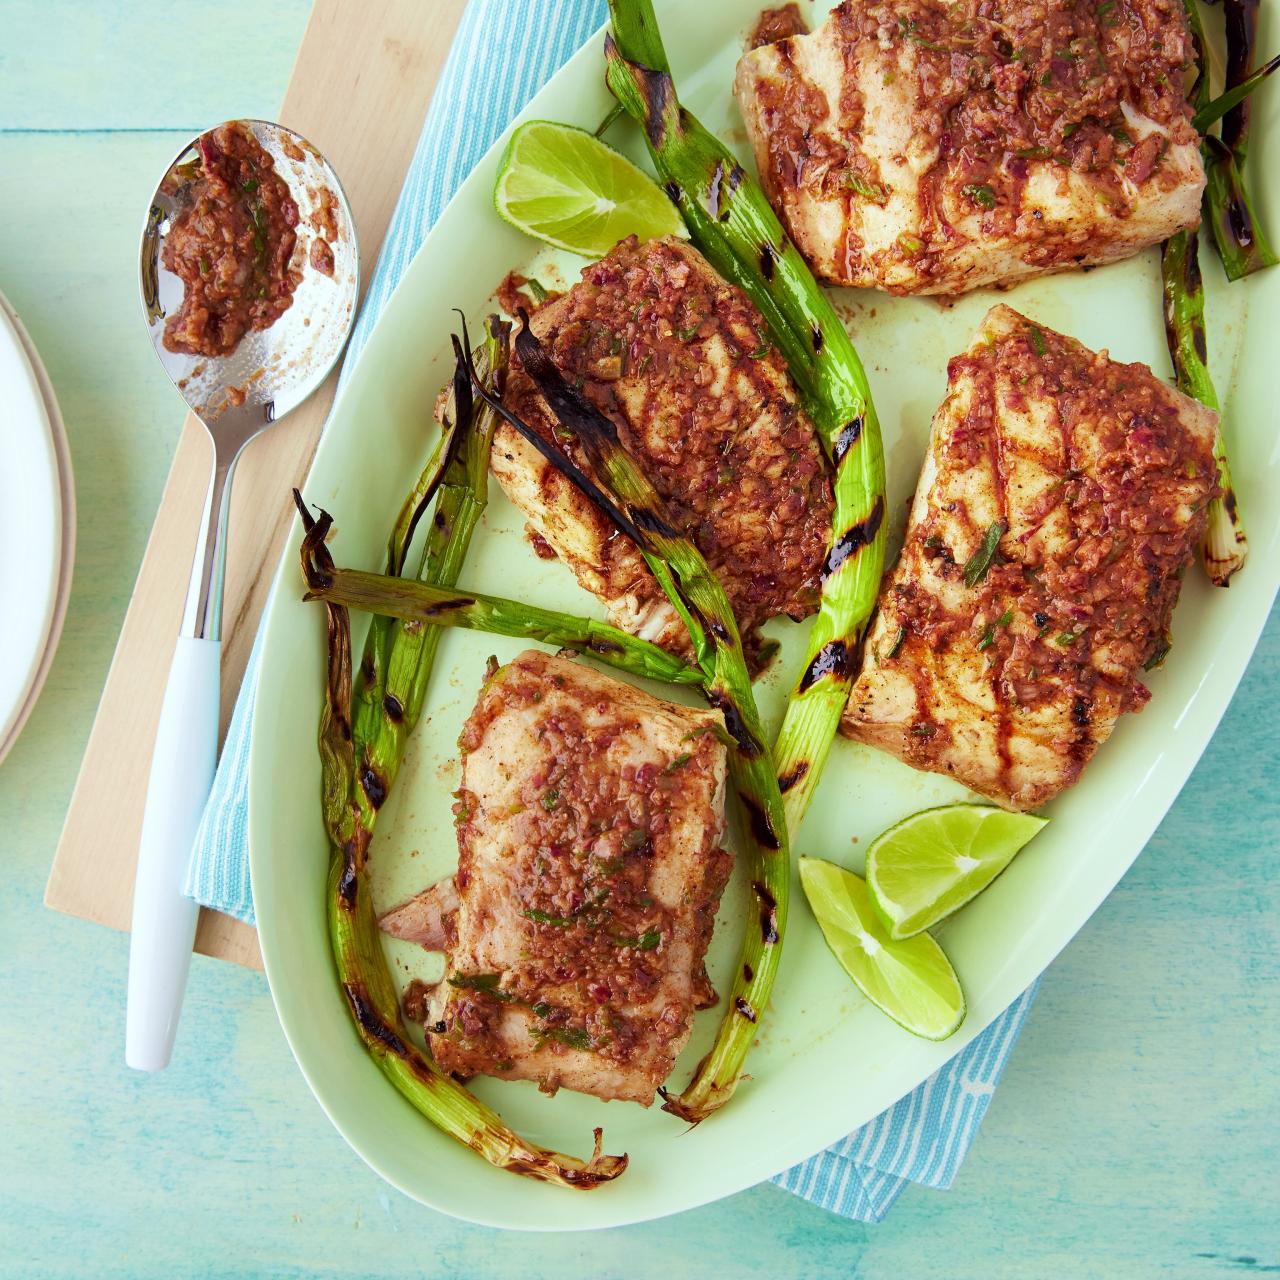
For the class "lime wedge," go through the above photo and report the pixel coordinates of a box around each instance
[799,857,965,1041]
[493,120,687,257]
[867,805,1048,940]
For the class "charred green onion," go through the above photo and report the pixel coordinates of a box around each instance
[1193,51,1280,135]
[1161,230,1247,584]
[296,317,626,1188]
[1164,0,1257,583]
[300,563,702,688]
[606,0,887,1119]
[1194,0,1278,280]
[467,313,792,1124]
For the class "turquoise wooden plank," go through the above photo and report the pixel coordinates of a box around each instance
[1,1,1277,1274]
[0,0,311,132]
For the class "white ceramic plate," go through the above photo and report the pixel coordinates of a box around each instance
[249,0,1280,1230]
[0,290,74,765]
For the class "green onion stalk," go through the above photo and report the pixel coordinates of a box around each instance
[1190,0,1279,281]
[471,319,795,1124]
[1165,0,1265,583]
[302,563,703,689]
[349,327,498,834]
[605,0,886,1118]
[296,316,626,1188]
[1161,230,1246,584]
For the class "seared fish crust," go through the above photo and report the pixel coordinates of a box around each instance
[489,235,834,666]
[841,305,1218,809]
[383,651,731,1106]
[735,0,1205,295]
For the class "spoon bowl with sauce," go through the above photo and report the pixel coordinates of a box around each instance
[129,119,359,1072]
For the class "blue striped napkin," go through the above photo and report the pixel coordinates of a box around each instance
[185,0,1038,1222]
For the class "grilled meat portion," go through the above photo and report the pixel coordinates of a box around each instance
[735,0,1205,295]
[489,235,833,667]
[383,650,731,1106]
[841,305,1218,809]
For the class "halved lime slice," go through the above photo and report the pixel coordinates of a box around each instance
[799,857,965,1041]
[493,120,687,257]
[867,805,1048,940]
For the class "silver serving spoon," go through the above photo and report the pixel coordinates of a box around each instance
[129,119,359,1071]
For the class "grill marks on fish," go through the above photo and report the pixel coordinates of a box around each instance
[842,305,1219,809]
[734,0,1206,295]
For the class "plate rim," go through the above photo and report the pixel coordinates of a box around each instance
[0,287,76,766]
[247,5,1280,1232]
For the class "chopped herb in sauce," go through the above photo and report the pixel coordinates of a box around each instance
[900,16,946,51]
[1028,326,1048,357]
[886,625,906,659]
[844,172,889,204]
[533,1025,593,1052]
[663,753,692,774]
[962,520,1007,587]
[521,907,574,927]
[448,972,513,1001]
[977,609,1014,651]
[962,183,997,209]
[1143,637,1172,670]
[540,787,560,812]
[897,231,925,257]
[612,928,661,951]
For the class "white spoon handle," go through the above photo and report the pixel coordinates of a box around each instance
[125,635,219,1071]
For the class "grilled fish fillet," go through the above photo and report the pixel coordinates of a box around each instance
[841,305,1218,809]
[382,650,731,1106]
[489,235,833,666]
[735,0,1205,295]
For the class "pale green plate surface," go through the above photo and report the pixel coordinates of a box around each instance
[249,0,1280,1231]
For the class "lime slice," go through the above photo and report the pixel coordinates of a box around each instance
[493,120,687,257]
[867,805,1048,940]
[799,857,965,1041]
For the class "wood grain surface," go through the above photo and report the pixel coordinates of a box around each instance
[43,0,466,968]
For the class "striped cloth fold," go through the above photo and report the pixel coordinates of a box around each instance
[184,0,1037,1221]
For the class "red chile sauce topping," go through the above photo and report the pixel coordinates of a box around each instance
[749,3,810,49]
[496,270,561,318]
[753,0,1196,224]
[161,123,302,358]
[890,318,1216,793]
[447,663,729,1063]
[503,237,833,664]
[308,185,339,277]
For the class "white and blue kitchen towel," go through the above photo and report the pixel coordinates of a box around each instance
[185,0,1039,1223]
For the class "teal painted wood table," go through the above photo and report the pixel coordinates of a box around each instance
[1,4,1276,1275]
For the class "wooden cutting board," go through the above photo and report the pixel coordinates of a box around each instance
[44,0,467,970]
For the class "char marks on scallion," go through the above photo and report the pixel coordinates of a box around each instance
[606,0,887,1123]
[293,316,627,1188]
